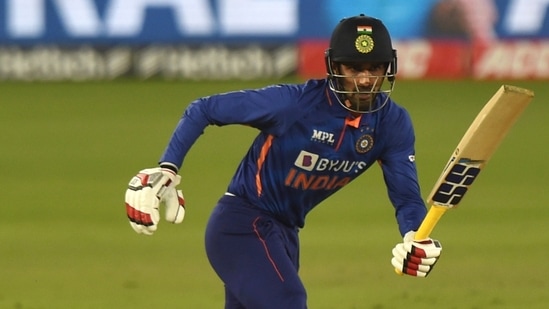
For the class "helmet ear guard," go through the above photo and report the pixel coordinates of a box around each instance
[387,49,397,82]
[324,48,333,78]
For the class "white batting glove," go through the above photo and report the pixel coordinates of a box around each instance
[391,231,442,277]
[125,167,185,235]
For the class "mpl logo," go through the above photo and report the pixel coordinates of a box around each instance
[1,0,298,41]
[311,129,335,145]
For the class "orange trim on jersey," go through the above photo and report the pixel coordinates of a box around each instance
[256,134,274,196]
[325,87,333,106]
[345,115,362,128]
[335,115,362,150]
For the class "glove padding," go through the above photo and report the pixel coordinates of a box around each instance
[125,167,185,235]
[391,231,442,277]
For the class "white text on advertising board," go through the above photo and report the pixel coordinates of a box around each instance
[5,0,297,38]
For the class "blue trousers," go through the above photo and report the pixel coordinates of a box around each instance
[205,194,307,309]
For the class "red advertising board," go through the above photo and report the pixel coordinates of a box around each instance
[298,40,469,80]
[298,39,549,80]
[472,41,549,79]
[393,41,469,79]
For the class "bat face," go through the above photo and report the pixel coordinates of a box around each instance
[426,85,534,209]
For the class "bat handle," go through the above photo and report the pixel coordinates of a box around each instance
[414,205,448,240]
[394,205,448,275]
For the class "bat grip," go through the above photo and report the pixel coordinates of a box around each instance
[394,205,448,276]
[414,205,448,240]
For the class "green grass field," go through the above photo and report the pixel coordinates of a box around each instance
[1,78,547,309]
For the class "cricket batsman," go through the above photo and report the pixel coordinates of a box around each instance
[125,14,442,309]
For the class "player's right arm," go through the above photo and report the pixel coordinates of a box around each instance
[125,84,308,235]
[159,84,307,168]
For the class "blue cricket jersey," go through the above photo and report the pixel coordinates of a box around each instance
[160,79,426,235]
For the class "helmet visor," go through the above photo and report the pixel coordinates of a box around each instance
[327,65,395,113]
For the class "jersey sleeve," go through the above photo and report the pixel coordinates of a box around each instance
[378,106,427,236]
[159,84,304,168]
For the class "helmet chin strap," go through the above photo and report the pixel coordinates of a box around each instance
[344,96,375,112]
[337,93,390,114]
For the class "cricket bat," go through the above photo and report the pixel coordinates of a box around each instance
[395,85,534,276]
[416,85,534,241]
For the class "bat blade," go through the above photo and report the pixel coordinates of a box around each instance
[416,85,534,240]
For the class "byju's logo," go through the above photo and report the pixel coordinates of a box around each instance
[294,151,319,171]
[294,150,367,173]
[287,150,367,191]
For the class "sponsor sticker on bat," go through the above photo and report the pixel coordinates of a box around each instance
[431,158,483,207]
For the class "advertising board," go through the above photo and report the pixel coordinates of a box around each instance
[298,0,549,80]
[0,0,299,44]
[0,0,547,80]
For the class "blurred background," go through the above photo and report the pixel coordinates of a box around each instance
[1,1,548,308]
[1,0,548,81]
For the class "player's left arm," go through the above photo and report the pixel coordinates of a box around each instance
[380,144,443,277]
[378,107,425,235]
[378,106,442,277]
